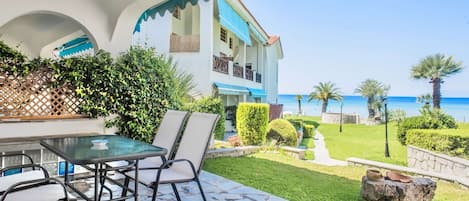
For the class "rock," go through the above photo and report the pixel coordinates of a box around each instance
[361,176,436,201]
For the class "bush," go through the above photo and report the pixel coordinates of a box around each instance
[304,120,320,128]
[303,125,315,138]
[397,116,427,145]
[183,96,225,140]
[236,103,269,145]
[266,119,298,146]
[389,109,406,123]
[287,119,303,131]
[407,129,469,159]
[397,109,458,145]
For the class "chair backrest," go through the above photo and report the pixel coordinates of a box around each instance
[153,110,189,159]
[173,112,219,173]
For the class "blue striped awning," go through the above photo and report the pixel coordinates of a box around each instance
[213,82,249,95]
[247,88,266,97]
[134,0,208,33]
[249,23,267,44]
[217,0,251,46]
[58,36,93,57]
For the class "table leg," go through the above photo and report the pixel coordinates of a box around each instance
[134,159,139,201]
[95,163,99,201]
[64,161,69,184]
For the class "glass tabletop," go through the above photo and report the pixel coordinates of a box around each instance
[40,135,167,165]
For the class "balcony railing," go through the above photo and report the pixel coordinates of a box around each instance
[213,55,229,74]
[245,68,253,81]
[233,63,244,78]
[256,72,262,83]
[170,33,200,52]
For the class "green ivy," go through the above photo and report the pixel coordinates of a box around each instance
[182,96,225,140]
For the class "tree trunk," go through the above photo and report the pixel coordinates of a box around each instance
[432,78,441,109]
[321,100,328,113]
[297,100,302,115]
[367,98,375,119]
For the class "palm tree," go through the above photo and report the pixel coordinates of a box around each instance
[411,54,464,109]
[308,82,342,113]
[295,94,303,115]
[355,79,390,119]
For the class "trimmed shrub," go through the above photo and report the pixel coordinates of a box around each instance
[303,125,315,138]
[397,111,458,145]
[236,103,269,145]
[407,129,469,159]
[267,119,298,146]
[183,96,225,140]
[397,116,427,145]
[304,120,320,128]
[287,119,303,131]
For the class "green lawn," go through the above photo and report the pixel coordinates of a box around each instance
[204,153,469,201]
[300,138,315,160]
[318,122,408,165]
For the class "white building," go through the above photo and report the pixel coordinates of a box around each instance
[133,0,283,106]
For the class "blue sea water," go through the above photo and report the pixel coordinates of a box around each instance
[278,95,469,122]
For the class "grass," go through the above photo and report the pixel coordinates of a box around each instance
[203,153,469,201]
[300,137,315,160]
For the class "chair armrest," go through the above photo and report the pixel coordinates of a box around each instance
[0,177,69,201]
[0,164,49,178]
[0,154,34,165]
[154,159,198,183]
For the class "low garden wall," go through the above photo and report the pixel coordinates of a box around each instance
[408,145,469,183]
[321,113,360,124]
[206,146,260,159]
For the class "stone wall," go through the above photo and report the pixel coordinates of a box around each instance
[321,113,360,124]
[408,145,469,183]
[206,146,260,159]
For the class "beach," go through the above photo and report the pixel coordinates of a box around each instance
[279,95,469,122]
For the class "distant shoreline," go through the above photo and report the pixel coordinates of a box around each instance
[279,94,469,99]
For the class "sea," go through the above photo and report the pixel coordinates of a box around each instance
[278,95,469,122]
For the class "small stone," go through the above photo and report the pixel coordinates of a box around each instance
[361,176,436,201]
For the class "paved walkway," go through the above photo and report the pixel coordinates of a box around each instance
[308,130,347,166]
[78,171,286,201]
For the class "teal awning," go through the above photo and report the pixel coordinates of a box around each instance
[213,82,249,95]
[249,23,267,44]
[58,36,93,57]
[217,0,251,46]
[247,88,266,97]
[134,0,208,33]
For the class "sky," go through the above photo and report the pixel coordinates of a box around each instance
[242,0,469,97]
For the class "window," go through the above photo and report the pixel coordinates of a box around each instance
[173,7,181,19]
[246,63,252,70]
[220,27,227,43]
[229,37,233,49]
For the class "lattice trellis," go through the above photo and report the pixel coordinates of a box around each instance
[0,70,82,120]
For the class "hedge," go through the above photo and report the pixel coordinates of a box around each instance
[183,96,225,140]
[236,103,269,145]
[406,129,469,159]
[303,125,315,138]
[267,119,298,146]
[397,116,427,145]
[287,119,303,131]
[397,112,458,145]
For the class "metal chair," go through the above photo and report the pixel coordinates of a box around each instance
[124,112,219,201]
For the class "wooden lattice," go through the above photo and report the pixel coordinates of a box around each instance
[0,70,83,120]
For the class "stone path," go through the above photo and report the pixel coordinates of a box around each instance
[308,130,347,166]
[77,171,286,201]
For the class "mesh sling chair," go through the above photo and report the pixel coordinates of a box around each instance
[98,110,189,198]
[0,153,47,193]
[124,112,219,201]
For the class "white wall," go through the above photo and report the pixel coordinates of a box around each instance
[0,118,116,140]
[264,45,280,103]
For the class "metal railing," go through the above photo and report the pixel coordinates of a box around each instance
[233,64,244,78]
[170,34,200,52]
[212,55,229,74]
[255,72,262,83]
[245,68,253,81]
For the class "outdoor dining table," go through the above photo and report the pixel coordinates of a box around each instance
[40,135,167,201]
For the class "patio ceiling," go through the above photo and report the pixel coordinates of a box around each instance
[0,0,168,57]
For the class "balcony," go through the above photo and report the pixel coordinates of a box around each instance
[213,55,229,74]
[245,68,253,81]
[233,63,244,78]
[256,73,262,83]
[170,33,200,52]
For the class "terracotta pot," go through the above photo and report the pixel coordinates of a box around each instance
[386,171,413,183]
[366,168,384,182]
